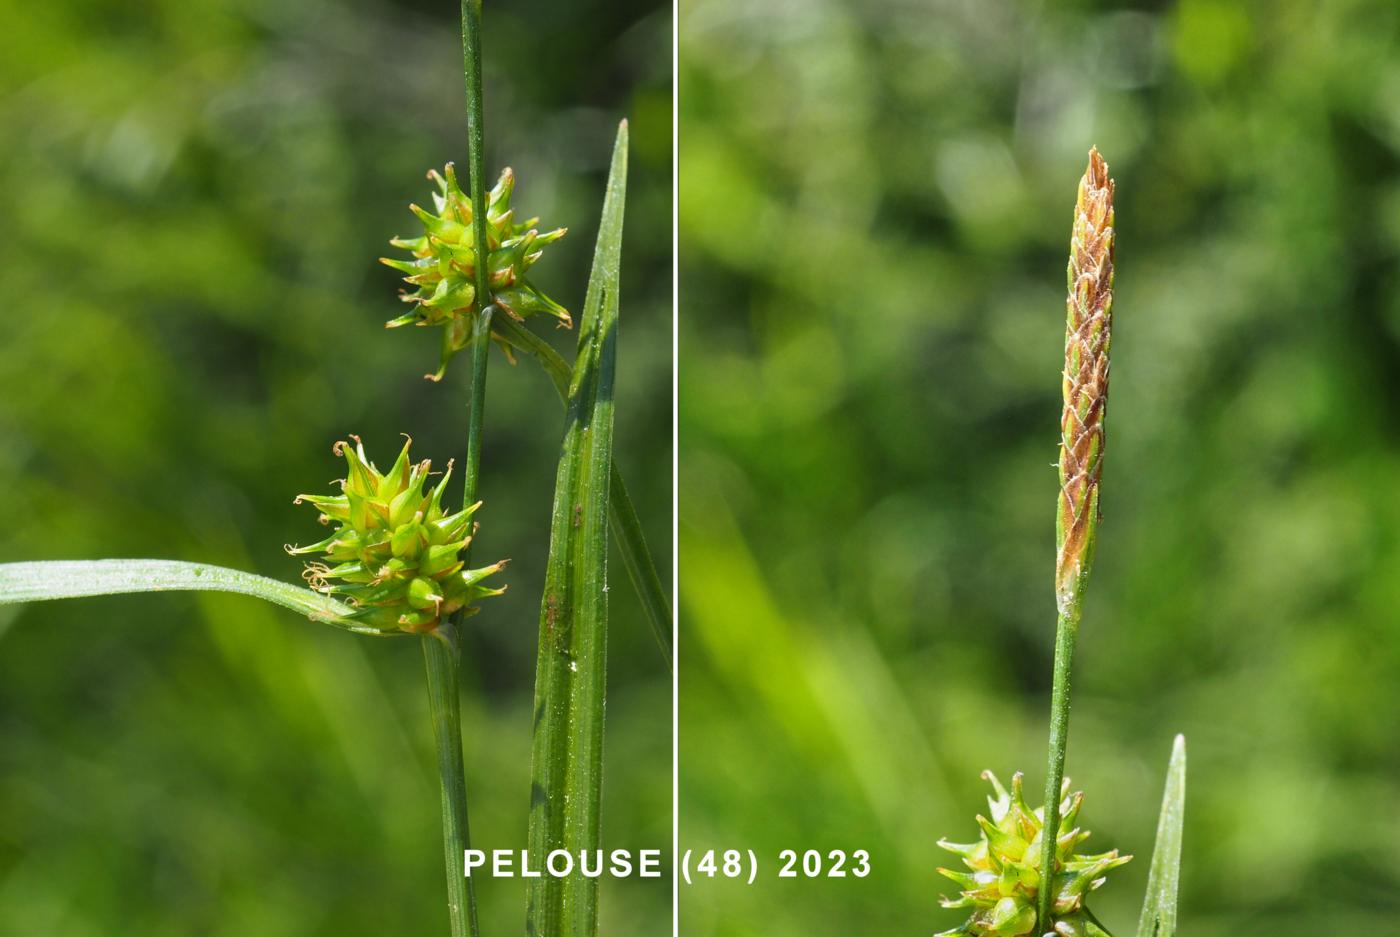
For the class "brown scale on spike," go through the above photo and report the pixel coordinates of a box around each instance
[1056,148,1115,612]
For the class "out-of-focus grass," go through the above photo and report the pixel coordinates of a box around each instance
[0,0,671,933]
[679,0,1400,934]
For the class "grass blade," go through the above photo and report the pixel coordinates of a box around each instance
[604,470,671,669]
[0,559,384,634]
[492,315,672,669]
[525,119,626,937]
[1136,735,1187,937]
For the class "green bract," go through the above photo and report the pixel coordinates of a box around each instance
[382,163,569,379]
[936,772,1130,937]
[288,436,507,633]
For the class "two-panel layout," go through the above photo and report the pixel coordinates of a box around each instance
[2,1,1393,934]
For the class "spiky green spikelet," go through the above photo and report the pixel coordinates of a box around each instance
[381,163,569,380]
[936,772,1130,937]
[287,436,507,633]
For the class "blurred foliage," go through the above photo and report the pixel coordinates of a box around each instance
[679,0,1400,934]
[0,0,670,933]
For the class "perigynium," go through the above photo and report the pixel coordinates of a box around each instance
[382,162,570,379]
[936,772,1129,937]
[287,436,507,633]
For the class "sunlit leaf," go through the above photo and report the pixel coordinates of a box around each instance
[1137,735,1187,937]
[0,559,390,636]
[493,316,672,669]
[525,119,626,937]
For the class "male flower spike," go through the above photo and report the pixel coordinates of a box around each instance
[1056,147,1115,614]
[288,437,507,633]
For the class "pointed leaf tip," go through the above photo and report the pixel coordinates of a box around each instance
[525,117,627,933]
[1135,735,1186,937]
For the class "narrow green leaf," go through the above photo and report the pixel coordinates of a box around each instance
[492,314,672,669]
[0,559,388,635]
[604,470,671,670]
[525,120,626,937]
[1136,735,1187,937]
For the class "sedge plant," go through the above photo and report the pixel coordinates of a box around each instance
[934,150,1185,937]
[0,4,669,937]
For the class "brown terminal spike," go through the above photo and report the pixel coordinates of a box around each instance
[1055,148,1115,613]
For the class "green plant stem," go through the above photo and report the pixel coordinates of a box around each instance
[493,315,673,669]
[421,7,494,937]
[423,622,481,937]
[423,305,495,937]
[463,306,495,524]
[1037,606,1081,930]
[461,0,491,313]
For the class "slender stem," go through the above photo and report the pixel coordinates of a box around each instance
[1037,606,1080,930]
[424,305,495,937]
[423,621,482,937]
[421,7,495,937]
[457,0,492,513]
[461,0,491,313]
[425,311,493,937]
[463,306,495,521]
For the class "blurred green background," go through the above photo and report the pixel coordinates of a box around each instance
[0,0,670,933]
[680,0,1400,934]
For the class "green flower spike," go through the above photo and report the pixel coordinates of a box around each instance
[936,772,1130,937]
[381,163,570,380]
[287,436,508,634]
